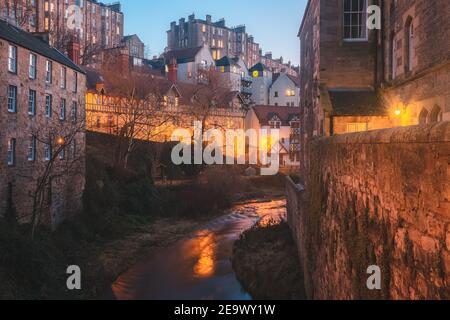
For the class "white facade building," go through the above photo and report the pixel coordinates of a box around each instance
[269,73,300,107]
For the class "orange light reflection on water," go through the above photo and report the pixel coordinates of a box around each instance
[192,231,216,278]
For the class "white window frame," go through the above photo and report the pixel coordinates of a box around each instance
[44,143,52,161]
[8,85,17,113]
[343,0,368,41]
[8,45,17,73]
[28,136,36,162]
[29,53,37,79]
[28,89,36,115]
[46,60,53,83]
[7,138,16,166]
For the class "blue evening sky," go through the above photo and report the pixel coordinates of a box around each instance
[119,0,307,65]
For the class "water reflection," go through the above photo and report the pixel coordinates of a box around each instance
[107,199,286,300]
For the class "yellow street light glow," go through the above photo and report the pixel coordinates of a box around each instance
[56,137,65,145]
[394,109,402,116]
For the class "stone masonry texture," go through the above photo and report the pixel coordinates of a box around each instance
[287,121,450,299]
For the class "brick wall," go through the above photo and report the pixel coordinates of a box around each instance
[287,122,450,299]
[0,40,86,226]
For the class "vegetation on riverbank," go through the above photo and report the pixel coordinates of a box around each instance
[0,132,287,299]
[232,220,306,300]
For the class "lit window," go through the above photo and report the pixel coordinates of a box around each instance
[343,0,368,40]
[346,123,368,133]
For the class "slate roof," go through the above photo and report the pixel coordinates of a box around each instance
[272,73,300,87]
[249,62,269,74]
[0,19,84,73]
[163,46,203,64]
[328,89,387,116]
[252,105,300,126]
[215,56,240,67]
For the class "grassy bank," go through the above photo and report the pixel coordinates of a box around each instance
[232,220,306,300]
[0,131,285,299]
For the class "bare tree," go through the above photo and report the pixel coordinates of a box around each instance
[1,0,35,29]
[100,66,179,169]
[15,97,86,238]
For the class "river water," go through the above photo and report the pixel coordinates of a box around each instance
[104,199,286,300]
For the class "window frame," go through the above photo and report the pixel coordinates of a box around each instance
[8,45,17,74]
[29,53,37,79]
[7,85,18,113]
[7,138,16,166]
[343,0,369,42]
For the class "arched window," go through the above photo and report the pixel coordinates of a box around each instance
[391,32,397,79]
[429,105,443,123]
[405,17,414,73]
[419,109,429,125]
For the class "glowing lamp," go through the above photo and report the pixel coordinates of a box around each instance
[56,137,65,145]
[252,70,259,78]
[394,109,402,116]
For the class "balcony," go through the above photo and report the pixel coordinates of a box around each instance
[241,75,253,84]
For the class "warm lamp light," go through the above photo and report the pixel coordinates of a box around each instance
[394,109,402,116]
[56,137,65,145]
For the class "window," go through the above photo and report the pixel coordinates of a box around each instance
[60,98,66,120]
[7,138,16,166]
[71,140,77,159]
[405,17,414,73]
[60,67,67,89]
[391,33,397,79]
[8,46,17,73]
[46,60,52,83]
[28,136,36,161]
[343,0,368,40]
[274,91,279,98]
[59,147,65,160]
[429,105,443,124]
[45,94,52,118]
[7,85,17,113]
[29,53,37,79]
[71,101,78,123]
[28,89,36,115]
[346,122,368,133]
[286,89,296,97]
[44,143,52,161]
[419,109,429,125]
[269,121,281,129]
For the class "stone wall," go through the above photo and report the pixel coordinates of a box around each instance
[287,122,450,299]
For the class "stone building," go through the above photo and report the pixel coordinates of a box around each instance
[298,0,449,149]
[0,0,124,61]
[245,105,301,167]
[167,14,261,69]
[122,34,145,67]
[0,19,86,226]
[215,56,252,99]
[85,67,247,144]
[382,0,450,125]
[260,52,299,77]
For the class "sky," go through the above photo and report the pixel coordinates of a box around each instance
[119,0,308,66]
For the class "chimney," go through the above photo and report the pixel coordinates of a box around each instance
[206,15,212,23]
[168,57,178,83]
[67,39,80,65]
[120,51,130,74]
[188,13,195,22]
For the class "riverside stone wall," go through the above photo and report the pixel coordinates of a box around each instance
[287,122,450,299]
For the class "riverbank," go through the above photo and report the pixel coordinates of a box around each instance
[232,220,306,300]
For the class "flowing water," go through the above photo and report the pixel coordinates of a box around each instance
[104,199,286,300]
